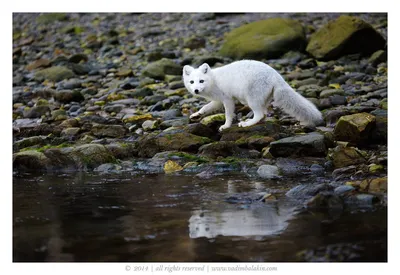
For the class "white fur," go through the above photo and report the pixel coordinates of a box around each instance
[183,60,323,132]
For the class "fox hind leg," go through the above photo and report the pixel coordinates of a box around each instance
[238,101,265,127]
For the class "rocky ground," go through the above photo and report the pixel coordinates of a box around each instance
[13,13,387,213]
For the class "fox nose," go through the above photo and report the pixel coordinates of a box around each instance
[194,89,199,94]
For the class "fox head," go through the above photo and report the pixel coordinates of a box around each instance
[182,63,213,97]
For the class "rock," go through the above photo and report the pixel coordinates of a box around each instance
[184,123,217,140]
[94,163,122,173]
[370,110,387,143]
[137,132,212,158]
[360,177,387,193]
[269,132,326,157]
[334,185,356,196]
[239,135,275,151]
[200,113,225,127]
[257,165,280,179]
[14,136,48,151]
[369,164,384,174]
[199,141,260,159]
[319,89,345,98]
[343,194,379,207]
[68,53,89,63]
[54,90,84,103]
[116,68,133,77]
[61,127,80,138]
[310,164,325,175]
[34,66,75,82]
[183,36,206,50]
[332,165,357,181]
[286,183,331,199]
[306,15,386,60]
[141,58,181,80]
[275,158,314,177]
[333,113,376,144]
[221,122,281,141]
[23,105,50,118]
[26,59,51,71]
[159,117,189,129]
[62,144,115,170]
[368,50,387,66]
[219,18,307,59]
[60,78,82,89]
[123,113,153,124]
[91,124,127,138]
[142,120,159,130]
[327,145,367,169]
[13,150,51,170]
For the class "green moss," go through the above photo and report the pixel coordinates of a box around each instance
[167,152,209,163]
[36,143,72,153]
[37,13,67,24]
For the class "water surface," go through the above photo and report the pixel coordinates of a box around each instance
[13,172,387,262]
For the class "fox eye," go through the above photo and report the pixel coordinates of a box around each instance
[199,80,204,83]
[190,80,194,84]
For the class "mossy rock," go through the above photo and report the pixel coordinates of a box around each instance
[14,136,48,151]
[54,90,84,103]
[13,150,51,170]
[91,124,127,138]
[327,145,367,169]
[123,113,153,124]
[200,113,225,126]
[141,58,181,80]
[67,144,116,170]
[306,15,386,60]
[35,66,76,82]
[360,177,387,193]
[221,122,281,141]
[23,105,50,118]
[137,132,212,158]
[198,141,261,159]
[334,112,376,145]
[219,18,306,59]
[37,13,68,24]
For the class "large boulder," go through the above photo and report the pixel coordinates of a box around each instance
[334,113,376,145]
[306,15,386,60]
[219,18,307,59]
[269,132,327,157]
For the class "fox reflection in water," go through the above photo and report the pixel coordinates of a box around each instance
[189,201,298,239]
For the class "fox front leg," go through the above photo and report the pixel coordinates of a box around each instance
[219,99,235,132]
[190,101,222,119]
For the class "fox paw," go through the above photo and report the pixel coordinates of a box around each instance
[218,125,230,132]
[190,112,201,120]
[238,121,249,127]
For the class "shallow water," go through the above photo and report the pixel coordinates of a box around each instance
[13,172,387,262]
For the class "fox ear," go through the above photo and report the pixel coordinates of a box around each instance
[183,65,194,76]
[199,63,210,74]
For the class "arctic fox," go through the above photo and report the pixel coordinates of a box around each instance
[183,60,323,132]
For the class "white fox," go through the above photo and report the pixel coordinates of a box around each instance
[182,60,323,132]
